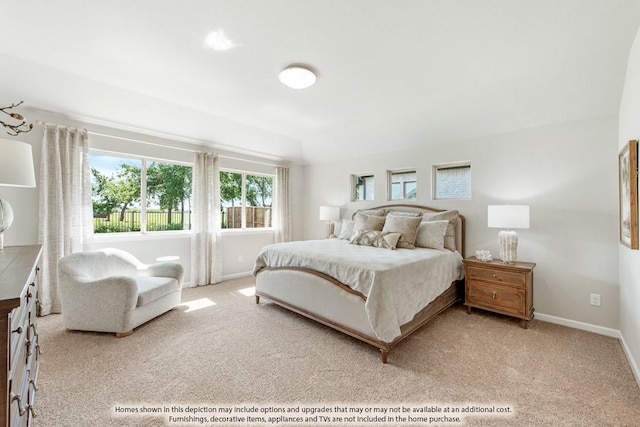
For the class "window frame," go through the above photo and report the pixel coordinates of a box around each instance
[387,169,417,201]
[219,168,275,232]
[351,173,375,202]
[89,149,193,236]
[432,162,472,200]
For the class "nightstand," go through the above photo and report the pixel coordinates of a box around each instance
[463,256,536,328]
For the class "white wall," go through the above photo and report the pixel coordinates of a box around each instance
[304,117,620,328]
[618,26,640,381]
[0,108,304,283]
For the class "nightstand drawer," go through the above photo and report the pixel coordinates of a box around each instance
[467,266,525,288]
[466,281,525,316]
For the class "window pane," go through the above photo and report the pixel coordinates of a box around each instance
[90,153,142,233]
[353,174,374,201]
[245,174,273,228]
[146,162,192,231]
[390,171,416,200]
[220,171,243,229]
[434,165,471,199]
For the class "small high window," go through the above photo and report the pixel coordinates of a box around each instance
[433,163,471,200]
[352,174,374,201]
[388,170,417,200]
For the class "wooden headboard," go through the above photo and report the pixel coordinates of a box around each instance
[352,204,465,257]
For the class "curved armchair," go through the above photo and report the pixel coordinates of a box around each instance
[58,248,184,337]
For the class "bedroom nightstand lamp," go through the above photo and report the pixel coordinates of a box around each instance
[319,206,340,239]
[0,138,36,250]
[488,205,530,264]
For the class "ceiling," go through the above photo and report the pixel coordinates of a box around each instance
[1,0,640,165]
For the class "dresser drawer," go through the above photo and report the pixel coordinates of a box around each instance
[466,280,526,316]
[466,266,525,288]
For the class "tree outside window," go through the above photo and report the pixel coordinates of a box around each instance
[220,170,273,229]
[90,153,192,233]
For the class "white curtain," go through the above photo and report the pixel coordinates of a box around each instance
[273,166,292,243]
[190,152,222,286]
[38,124,93,315]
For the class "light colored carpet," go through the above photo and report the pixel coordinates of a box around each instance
[33,276,640,426]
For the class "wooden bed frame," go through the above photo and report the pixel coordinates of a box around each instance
[255,204,465,363]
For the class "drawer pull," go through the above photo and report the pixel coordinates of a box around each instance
[492,291,497,299]
[10,393,26,416]
[29,281,36,287]
[26,291,33,299]
[492,274,497,278]
[29,379,38,392]
[12,326,23,335]
[28,404,37,418]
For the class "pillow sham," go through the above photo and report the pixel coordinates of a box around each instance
[381,213,423,249]
[415,220,449,250]
[338,219,355,239]
[422,210,459,251]
[349,230,402,250]
[354,212,387,232]
[356,208,388,217]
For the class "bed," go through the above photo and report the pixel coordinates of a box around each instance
[253,204,465,363]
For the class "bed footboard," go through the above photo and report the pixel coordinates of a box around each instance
[255,267,462,363]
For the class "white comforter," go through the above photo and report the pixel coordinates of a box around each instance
[253,239,464,342]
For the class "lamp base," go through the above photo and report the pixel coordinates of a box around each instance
[498,230,518,264]
[0,192,14,251]
[325,221,336,239]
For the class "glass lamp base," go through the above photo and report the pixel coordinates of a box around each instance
[498,230,518,264]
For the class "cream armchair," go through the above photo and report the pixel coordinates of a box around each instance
[58,248,184,337]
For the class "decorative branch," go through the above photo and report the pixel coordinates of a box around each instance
[0,101,33,136]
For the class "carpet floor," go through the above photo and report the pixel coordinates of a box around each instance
[32,276,640,426]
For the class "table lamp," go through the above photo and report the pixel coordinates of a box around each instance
[487,205,530,264]
[0,138,36,249]
[319,206,340,239]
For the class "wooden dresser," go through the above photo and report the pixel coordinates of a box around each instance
[463,256,536,328]
[0,245,42,427]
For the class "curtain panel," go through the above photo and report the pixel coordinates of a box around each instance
[190,152,222,286]
[38,124,93,315]
[274,166,291,243]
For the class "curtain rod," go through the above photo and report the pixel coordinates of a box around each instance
[36,121,286,168]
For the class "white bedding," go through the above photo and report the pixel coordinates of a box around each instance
[253,239,464,342]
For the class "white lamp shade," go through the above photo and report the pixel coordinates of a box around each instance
[0,138,36,187]
[488,205,530,229]
[319,206,340,221]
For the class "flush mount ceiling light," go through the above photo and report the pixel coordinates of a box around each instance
[205,30,234,51]
[278,65,316,89]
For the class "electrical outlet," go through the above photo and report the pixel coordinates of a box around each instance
[590,293,601,307]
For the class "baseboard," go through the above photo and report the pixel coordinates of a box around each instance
[535,312,620,338]
[221,271,253,281]
[536,312,640,389]
[619,332,640,388]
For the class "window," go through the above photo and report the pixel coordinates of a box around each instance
[90,152,192,233]
[220,170,273,229]
[352,174,374,201]
[388,170,417,200]
[433,163,471,200]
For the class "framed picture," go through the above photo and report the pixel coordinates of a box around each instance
[619,139,638,249]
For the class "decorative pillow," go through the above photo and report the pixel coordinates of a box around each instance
[354,212,387,232]
[338,220,355,239]
[381,213,423,249]
[422,210,459,251]
[356,208,388,217]
[349,230,402,250]
[415,220,449,250]
[388,211,422,217]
